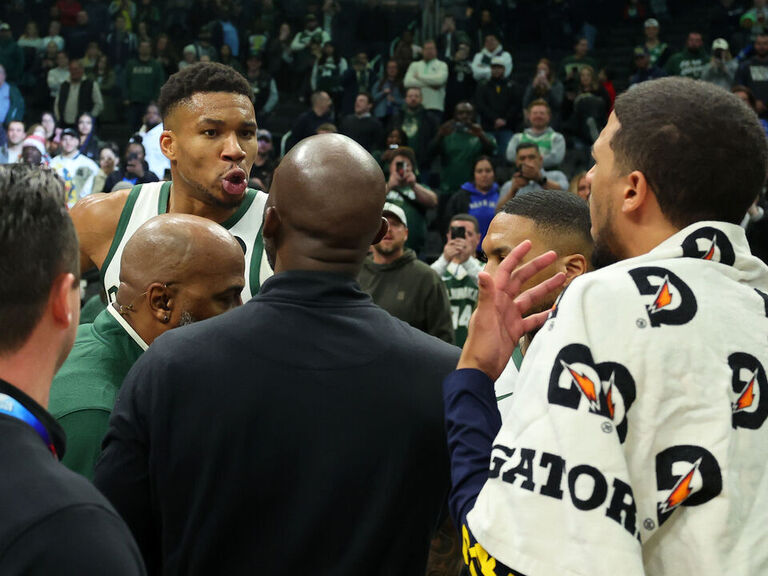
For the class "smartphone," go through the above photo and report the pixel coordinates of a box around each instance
[450,225,466,239]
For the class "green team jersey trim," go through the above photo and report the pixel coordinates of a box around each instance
[249,217,265,287]
[221,188,257,229]
[99,182,150,289]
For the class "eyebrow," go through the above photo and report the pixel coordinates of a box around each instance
[198,118,258,129]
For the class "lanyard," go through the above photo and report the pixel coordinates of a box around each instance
[0,393,58,459]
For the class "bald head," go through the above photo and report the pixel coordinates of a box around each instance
[264,134,388,274]
[116,213,245,344]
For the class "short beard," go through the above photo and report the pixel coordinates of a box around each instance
[373,242,402,257]
[190,180,245,210]
[591,224,622,270]
[179,310,197,326]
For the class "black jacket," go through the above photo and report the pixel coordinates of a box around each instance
[95,271,460,575]
[474,77,522,132]
[0,379,145,575]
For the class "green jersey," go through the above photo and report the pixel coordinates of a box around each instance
[441,262,479,347]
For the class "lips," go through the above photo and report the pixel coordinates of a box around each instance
[222,168,247,196]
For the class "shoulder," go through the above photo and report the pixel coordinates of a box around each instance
[70,189,132,261]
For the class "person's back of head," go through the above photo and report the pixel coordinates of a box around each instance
[612,77,768,227]
[0,165,80,378]
[263,133,387,275]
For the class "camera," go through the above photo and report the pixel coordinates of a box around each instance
[450,226,466,240]
[127,153,139,162]
[714,49,724,60]
[454,122,468,132]
[396,160,409,178]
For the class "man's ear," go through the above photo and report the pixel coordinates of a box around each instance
[371,217,388,245]
[160,129,176,162]
[560,253,588,287]
[622,170,651,216]
[50,272,79,328]
[263,205,281,240]
[147,282,173,323]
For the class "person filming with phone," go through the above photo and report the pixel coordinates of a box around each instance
[497,142,568,208]
[382,146,437,256]
[103,135,159,193]
[702,38,737,90]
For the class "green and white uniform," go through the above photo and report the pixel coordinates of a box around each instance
[441,263,478,348]
[101,181,271,304]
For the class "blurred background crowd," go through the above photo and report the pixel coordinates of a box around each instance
[0,0,766,265]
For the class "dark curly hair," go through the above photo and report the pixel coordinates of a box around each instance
[157,62,254,118]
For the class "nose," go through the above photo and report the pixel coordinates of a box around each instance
[221,132,246,164]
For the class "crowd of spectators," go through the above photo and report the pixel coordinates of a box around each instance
[1,0,767,265]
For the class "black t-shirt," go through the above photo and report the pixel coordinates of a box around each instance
[0,379,145,576]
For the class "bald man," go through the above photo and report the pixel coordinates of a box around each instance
[48,213,244,480]
[94,134,461,575]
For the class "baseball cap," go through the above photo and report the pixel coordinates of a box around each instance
[382,202,407,228]
[712,38,729,51]
[634,45,650,57]
[0,23,10,31]
[490,56,505,67]
[644,18,659,28]
[257,129,271,142]
[61,128,79,139]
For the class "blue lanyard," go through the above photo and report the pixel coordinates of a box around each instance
[0,393,58,459]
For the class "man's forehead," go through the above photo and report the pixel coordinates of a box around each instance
[486,214,538,248]
[173,92,256,121]
[452,219,476,232]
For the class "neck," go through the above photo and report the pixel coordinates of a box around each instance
[62,149,77,158]
[621,218,680,260]
[312,107,325,116]
[167,178,240,224]
[0,334,59,409]
[372,247,403,265]
[529,126,547,134]
[111,302,157,346]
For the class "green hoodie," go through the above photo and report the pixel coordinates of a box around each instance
[358,248,455,344]
[665,48,708,79]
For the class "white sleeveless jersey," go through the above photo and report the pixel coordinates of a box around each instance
[101,181,271,304]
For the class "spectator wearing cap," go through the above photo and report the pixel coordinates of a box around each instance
[475,57,522,158]
[470,32,513,81]
[404,40,449,123]
[50,126,99,207]
[358,202,454,344]
[741,0,768,43]
[629,45,665,86]
[702,38,738,90]
[665,31,708,79]
[736,33,768,113]
[0,63,24,126]
[340,92,384,154]
[245,50,278,121]
[0,22,24,84]
[54,58,103,128]
[178,45,197,70]
[249,129,275,191]
[643,18,671,68]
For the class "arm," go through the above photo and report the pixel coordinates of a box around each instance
[91,81,104,118]
[53,88,61,121]
[263,79,278,114]
[58,410,111,481]
[543,170,568,191]
[425,273,456,344]
[506,133,521,164]
[419,60,448,87]
[470,53,491,82]
[290,32,307,52]
[94,354,159,574]
[412,181,438,208]
[403,62,426,88]
[543,132,566,169]
[310,61,319,91]
[69,188,130,274]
